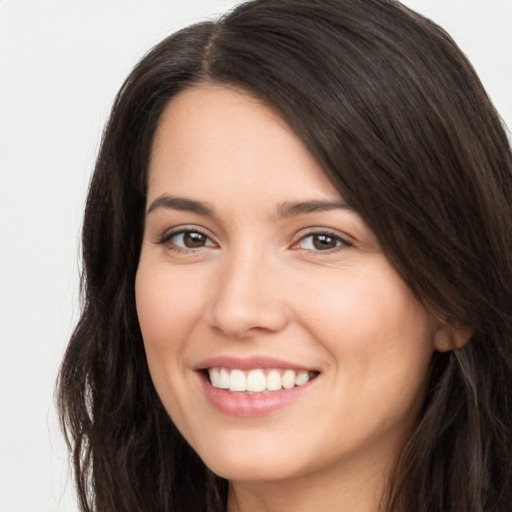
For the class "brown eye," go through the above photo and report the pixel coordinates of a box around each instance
[182,231,208,248]
[296,232,348,251]
[162,230,216,249]
[312,234,339,250]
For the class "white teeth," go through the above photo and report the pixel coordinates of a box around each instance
[209,367,220,387]
[218,368,230,389]
[266,369,282,391]
[295,371,309,386]
[229,369,246,391]
[246,369,266,392]
[207,367,314,393]
[282,370,295,389]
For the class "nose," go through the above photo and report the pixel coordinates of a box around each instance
[206,249,290,339]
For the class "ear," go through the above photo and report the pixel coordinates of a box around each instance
[433,323,472,352]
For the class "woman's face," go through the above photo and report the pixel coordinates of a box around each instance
[135,84,444,484]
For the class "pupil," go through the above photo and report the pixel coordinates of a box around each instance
[184,232,206,248]
[313,234,336,250]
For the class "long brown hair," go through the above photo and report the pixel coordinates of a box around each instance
[58,1,512,510]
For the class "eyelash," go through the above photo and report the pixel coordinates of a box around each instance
[157,228,352,254]
[292,231,352,253]
[157,227,217,252]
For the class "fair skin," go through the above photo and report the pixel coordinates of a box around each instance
[135,84,453,512]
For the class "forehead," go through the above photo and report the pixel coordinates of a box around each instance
[148,84,342,205]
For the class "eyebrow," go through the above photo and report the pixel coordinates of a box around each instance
[275,199,354,218]
[146,195,354,218]
[147,195,215,216]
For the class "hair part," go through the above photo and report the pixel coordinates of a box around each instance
[58,1,512,511]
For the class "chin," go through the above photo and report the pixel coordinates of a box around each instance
[206,456,301,483]
[192,433,308,482]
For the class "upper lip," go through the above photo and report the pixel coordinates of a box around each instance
[195,356,317,372]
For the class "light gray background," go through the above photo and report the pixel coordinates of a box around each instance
[1,1,511,511]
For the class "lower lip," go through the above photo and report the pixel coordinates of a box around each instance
[198,372,316,417]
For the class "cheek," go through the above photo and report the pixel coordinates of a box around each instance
[303,260,435,349]
[135,262,205,348]
[134,262,206,406]
[297,261,436,403]
[134,262,205,420]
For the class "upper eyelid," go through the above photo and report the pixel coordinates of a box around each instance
[154,224,354,248]
[292,232,352,250]
[157,226,217,245]
[293,227,354,244]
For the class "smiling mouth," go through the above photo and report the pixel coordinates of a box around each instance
[206,368,319,394]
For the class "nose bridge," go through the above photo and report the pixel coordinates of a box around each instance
[208,243,288,338]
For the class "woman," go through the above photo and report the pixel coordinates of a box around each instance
[58,0,512,511]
